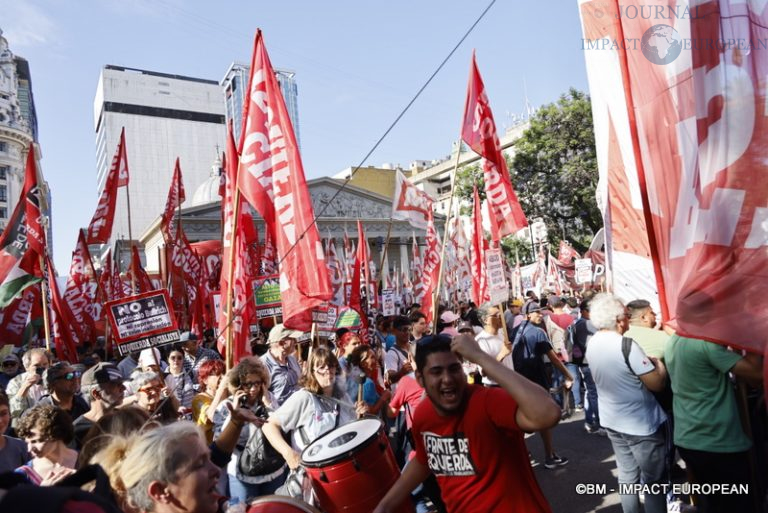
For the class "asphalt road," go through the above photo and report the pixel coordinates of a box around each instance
[527,410,624,513]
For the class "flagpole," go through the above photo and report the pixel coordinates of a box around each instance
[38,256,52,353]
[224,187,242,370]
[377,219,394,287]
[431,142,462,324]
[126,185,137,294]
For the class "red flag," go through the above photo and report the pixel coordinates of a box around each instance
[410,235,423,303]
[557,240,581,265]
[326,238,345,307]
[129,246,155,293]
[0,145,44,307]
[161,158,186,244]
[219,122,240,349]
[391,170,434,230]
[470,186,488,305]
[46,257,79,363]
[61,231,99,342]
[0,285,40,346]
[461,54,527,238]
[85,128,128,244]
[110,255,125,300]
[99,252,113,301]
[419,212,442,324]
[237,30,331,330]
[349,221,369,315]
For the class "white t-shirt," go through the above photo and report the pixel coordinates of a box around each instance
[586,330,667,435]
[475,329,514,385]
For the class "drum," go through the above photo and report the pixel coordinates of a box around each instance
[300,418,414,513]
[246,496,322,513]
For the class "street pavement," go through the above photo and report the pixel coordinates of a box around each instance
[527,410,624,513]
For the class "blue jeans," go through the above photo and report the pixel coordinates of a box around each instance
[565,362,583,406]
[228,467,287,503]
[605,426,667,513]
[581,365,599,426]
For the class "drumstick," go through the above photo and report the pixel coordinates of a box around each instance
[355,371,366,403]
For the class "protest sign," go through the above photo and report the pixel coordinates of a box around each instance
[381,288,396,316]
[105,290,180,356]
[575,258,593,284]
[254,275,282,317]
[485,248,508,305]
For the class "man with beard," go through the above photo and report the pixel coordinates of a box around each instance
[72,363,126,448]
[373,333,560,513]
[38,362,89,423]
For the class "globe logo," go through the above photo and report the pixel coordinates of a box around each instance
[641,24,682,64]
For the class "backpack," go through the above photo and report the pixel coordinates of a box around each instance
[568,319,587,361]
[620,337,673,412]
[511,321,537,373]
[237,405,286,477]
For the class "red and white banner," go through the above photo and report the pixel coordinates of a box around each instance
[62,231,100,340]
[219,123,240,348]
[86,128,128,244]
[161,158,186,244]
[557,240,581,266]
[391,170,433,230]
[325,238,345,307]
[579,0,768,353]
[349,221,370,317]
[410,235,424,303]
[0,285,40,346]
[470,187,488,305]
[128,246,155,294]
[46,257,80,363]
[461,54,527,238]
[420,212,442,324]
[237,30,331,330]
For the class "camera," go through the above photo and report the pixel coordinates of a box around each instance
[253,404,270,421]
[35,367,45,376]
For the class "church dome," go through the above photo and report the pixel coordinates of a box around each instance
[191,158,223,207]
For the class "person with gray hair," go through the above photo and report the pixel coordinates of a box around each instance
[126,370,178,425]
[585,293,669,513]
[5,348,50,428]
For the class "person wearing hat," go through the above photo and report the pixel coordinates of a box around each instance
[513,301,573,469]
[476,305,514,387]
[180,331,221,382]
[437,310,461,337]
[6,348,50,429]
[505,298,525,333]
[37,362,89,424]
[71,362,126,449]
[260,324,303,408]
[0,354,22,391]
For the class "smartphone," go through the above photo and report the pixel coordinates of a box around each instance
[238,395,248,408]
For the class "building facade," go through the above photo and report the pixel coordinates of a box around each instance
[221,62,300,149]
[93,65,226,250]
[0,28,39,232]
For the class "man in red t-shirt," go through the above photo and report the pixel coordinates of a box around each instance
[374,333,561,513]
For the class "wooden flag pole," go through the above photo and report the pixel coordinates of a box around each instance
[431,143,463,324]
[224,187,242,370]
[377,219,394,287]
[126,184,137,294]
[38,255,52,353]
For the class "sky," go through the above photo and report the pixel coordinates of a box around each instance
[2,0,589,273]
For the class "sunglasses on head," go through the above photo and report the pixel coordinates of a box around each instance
[57,371,82,381]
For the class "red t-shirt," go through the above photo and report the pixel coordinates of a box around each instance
[413,385,551,513]
[549,312,574,331]
[389,375,425,431]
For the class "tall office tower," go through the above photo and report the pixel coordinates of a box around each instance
[93,65,226,251]
[221,62,300,148]
[0,28,40,232]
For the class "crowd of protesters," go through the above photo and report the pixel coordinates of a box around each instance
[0,289,765,513]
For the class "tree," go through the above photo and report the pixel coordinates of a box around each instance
[511,88,600,253]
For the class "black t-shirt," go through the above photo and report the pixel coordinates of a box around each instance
[72,415,95,450]
[513,322,553,388]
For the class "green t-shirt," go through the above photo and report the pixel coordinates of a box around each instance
[624,325,669,359]
[664,335,750,453]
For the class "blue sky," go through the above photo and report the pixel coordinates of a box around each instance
[3,0,588,272]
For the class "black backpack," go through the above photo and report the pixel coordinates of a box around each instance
[620,337,673,412]
[237,405,286,477]
[511,321,536,373]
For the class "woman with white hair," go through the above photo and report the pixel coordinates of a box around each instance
[585,293,669,513]
[94,421,222,513]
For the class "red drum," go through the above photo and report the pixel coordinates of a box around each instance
[246,495,322,513]
[300,418,414,513]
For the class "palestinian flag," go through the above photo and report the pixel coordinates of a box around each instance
[0,146,45,307]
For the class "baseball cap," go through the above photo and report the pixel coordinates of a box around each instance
[440,311,461,324]
[457,321,474,333]
[510,298,524,307]
[179,331,198,343]
[2,354,19,365]
[268,324,304,344]
[138,347,162,368]
[523,302,542,315]
[547,295,563,307]
[81,362,124,387]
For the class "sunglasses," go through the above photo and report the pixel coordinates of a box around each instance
[2,361,18,367]
[56,371,82,381]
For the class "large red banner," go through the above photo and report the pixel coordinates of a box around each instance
[579,0,768,353]
[86,128,128,244]
[237,30,331,330]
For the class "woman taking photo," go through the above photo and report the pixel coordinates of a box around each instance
[15,404,77,485]
[192,359,226,444]
[263,347,367,471]
[94,421,221,513]
[212,357,286,502]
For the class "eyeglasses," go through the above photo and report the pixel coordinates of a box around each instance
[2,361,18,367]
[56,371,82,381]
[139,385,163,395]
[240,380,264,390]
[314,365,337,374]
